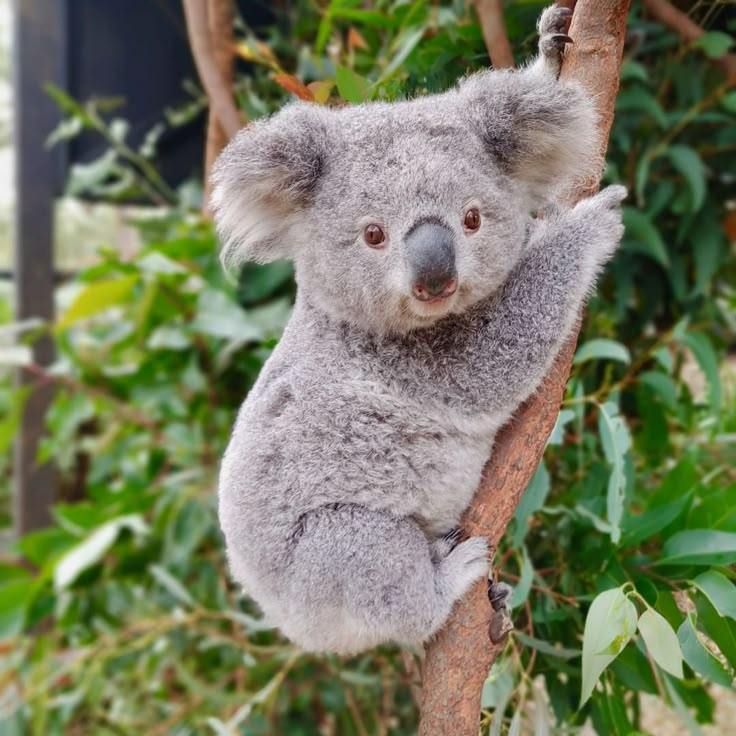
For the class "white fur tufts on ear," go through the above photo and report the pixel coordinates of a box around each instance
[459,70,598,207]
[210,103,331,267]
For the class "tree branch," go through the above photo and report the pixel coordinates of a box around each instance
[418,2,632,733]
[642,0,736,85]
[472,0,514,69]
[182,0,243,141]
[202,0,236,216]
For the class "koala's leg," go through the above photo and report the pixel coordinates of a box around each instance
[280,504,489,654]
[527,4,574,79]
[472,185,626,417]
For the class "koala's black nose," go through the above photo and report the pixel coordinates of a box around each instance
[405,222,457,302]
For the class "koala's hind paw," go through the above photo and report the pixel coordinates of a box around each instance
[437,536,489,601]
[489,581,513,611]
[488,581,514,644]
[537,5,574,75]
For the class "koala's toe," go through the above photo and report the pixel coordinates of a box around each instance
[538,4,573,36]
[488,581,514,611]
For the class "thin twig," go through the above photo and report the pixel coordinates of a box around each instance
[643,0,736,85]
[472,0,514,69]
[203,0,237,216]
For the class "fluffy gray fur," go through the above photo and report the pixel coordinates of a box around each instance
[212,5,626,655]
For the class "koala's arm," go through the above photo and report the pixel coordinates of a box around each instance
[468,186,626,418]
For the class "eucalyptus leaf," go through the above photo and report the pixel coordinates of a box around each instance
[659,530,736,567]
[581,587,638,706]
[677,616,734,686]
[638,608,683,678]
[691,571,736,620]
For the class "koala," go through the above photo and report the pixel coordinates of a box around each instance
[211,5,626,656]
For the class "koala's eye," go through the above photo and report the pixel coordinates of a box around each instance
[364,224,386,248]
[464,208,481,232]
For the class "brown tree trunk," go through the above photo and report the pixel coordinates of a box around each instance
[418,1,632,733]
[473,0,515,69]
[203,0,236,216]
[182,0,242,216]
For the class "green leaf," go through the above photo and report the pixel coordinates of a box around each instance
[619,59,649,83]
[722,91,736,113]
[58,275,139,329]
[659,530,736,566]
[621,494,691,546]
[547,408,575,446]
[693,31,734,59]
[639,371,678,411]
[66,149,119,197]
[508,711,522,736]
[514,632,581,660]
[0,387,30,455]
[574,339,631,366]
[663,678,704,736]
[381,27,425,80]
[510,546,533,609]
[666,145,706,212]
[191,289,265,343]
[335,66,369,103]
[680,331,721,415]
[18,527,76,567]
[149,564,195,607]
[616,88,668,128]
[694,592,736,666]
[677,616,733,686]
[580,587,638,707]
[691,571,736,619]
[638,608,683,678]
[331,8,396,28]
[598,402,632,544]
[622,208,670,267]
[0,345,32,366]
[54,515,149,590]
[0,579,35,638]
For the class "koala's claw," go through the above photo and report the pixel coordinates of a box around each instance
[550,33,574,46]
[488,582,514,644]
[488,581,513,611]
[537,4,574,74]
[429,527,468,562]
[538,4,574,36]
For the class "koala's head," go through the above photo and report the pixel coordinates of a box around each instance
[212,72,594,334]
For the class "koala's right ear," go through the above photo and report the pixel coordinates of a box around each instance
[210,103,331,266]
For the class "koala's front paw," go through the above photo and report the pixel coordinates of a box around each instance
[537,5,574,74]
[572,184,627,270]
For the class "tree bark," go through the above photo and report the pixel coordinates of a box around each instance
[182,0,242,141]
[473,0,514,69]
[202,0,236,216]
[418,2,632,734]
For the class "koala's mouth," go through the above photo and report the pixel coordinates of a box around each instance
[403,284,467,325]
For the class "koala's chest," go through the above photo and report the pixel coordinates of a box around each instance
[407,424,495,534]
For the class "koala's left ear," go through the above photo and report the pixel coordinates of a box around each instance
[459,71,598,206]
[210,102,331,266]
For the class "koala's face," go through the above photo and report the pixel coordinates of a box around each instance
[294,108,529,333]
[212,75,592,334]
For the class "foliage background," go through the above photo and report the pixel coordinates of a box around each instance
[1,1,736,734]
